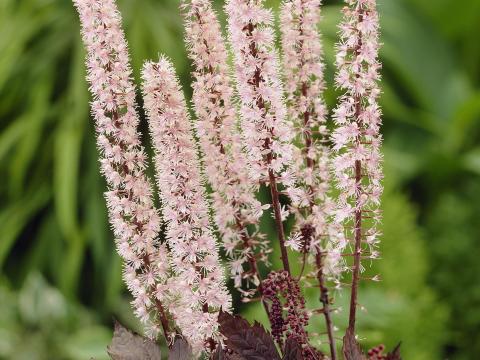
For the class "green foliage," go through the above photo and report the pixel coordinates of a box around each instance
[427,184,480,359]
[0,273,111,360]
[354,173,448,360]
[1,0,479,359]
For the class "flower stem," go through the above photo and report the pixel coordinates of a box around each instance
[347,89,364,334]
[315,252,337,360]
[268,165,291,274]
[348,159,362,333]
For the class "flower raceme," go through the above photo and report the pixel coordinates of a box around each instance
[142,58,231,352]
[226,0,297,275]
[73,0,384,357]
[280,0,346,277]
[226,0,294,185]
[181,0,270,297]
[280,2,346,357]
[72,0,171,339]
[332,0,383,333]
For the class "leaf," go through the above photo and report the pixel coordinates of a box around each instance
[282,337,303,360]
[107,321,161,360]
[0,184,50,267]
[168,337,193,360]
[385,343,402,360]
[342,329,366,360]
[211,347,229,360]
[210,346,243,360]
[218,311,281,360]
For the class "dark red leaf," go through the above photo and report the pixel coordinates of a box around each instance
[211,347,228,360]
[210,347,242,360]
[342,329,366,360]
[168,337,193,360]
[107,320,161,360]
[218,310,281,360]
[385,343,402,360]
[283,337,303,360]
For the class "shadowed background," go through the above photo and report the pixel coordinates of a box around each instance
[1,0,479,359]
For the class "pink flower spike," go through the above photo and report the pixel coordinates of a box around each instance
[280,0,346,277]
[181,0,269,298]
[226,0,294,186]
[332,0,383,334]
[280,2,344,357]
[226,0,296,274]
[142,57,231,353]
[72,0,171,340]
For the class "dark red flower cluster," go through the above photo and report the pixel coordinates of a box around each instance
[368,344,387,359]
[300,224,315,253]
[263,271,320,359]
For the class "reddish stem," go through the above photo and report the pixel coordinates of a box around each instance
[268,165,291,273]
[347,6,365,335]
[348,159,363,333]
[316,253,337,360]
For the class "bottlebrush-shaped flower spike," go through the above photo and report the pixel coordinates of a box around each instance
[72,0,171,340]
[181,0,269,297]
[280,4,343,356]
[226,0,295,274]
[280,0,346,276]
[226,0,293,184]
[332,0,383,333]
[142,58,232,352]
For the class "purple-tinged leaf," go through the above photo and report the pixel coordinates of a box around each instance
[211,347,228,360]
[283,337,303,360]
[342,329,366,360]
[210,346,242,360]
[107,321,161,360]
[385,343,402,360]
[218,311,281,360]
[168,337,193,360]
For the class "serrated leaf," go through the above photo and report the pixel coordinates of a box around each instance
[168,337,193,360]
[283,337,303,360]
[385,343,402,360]
[107,321,161,360]
[218,311,281,360]
[342,329,366,360]
[210,347,228,360]
[210,347,242,360]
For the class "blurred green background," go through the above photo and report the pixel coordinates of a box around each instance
[1,0,479,359]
